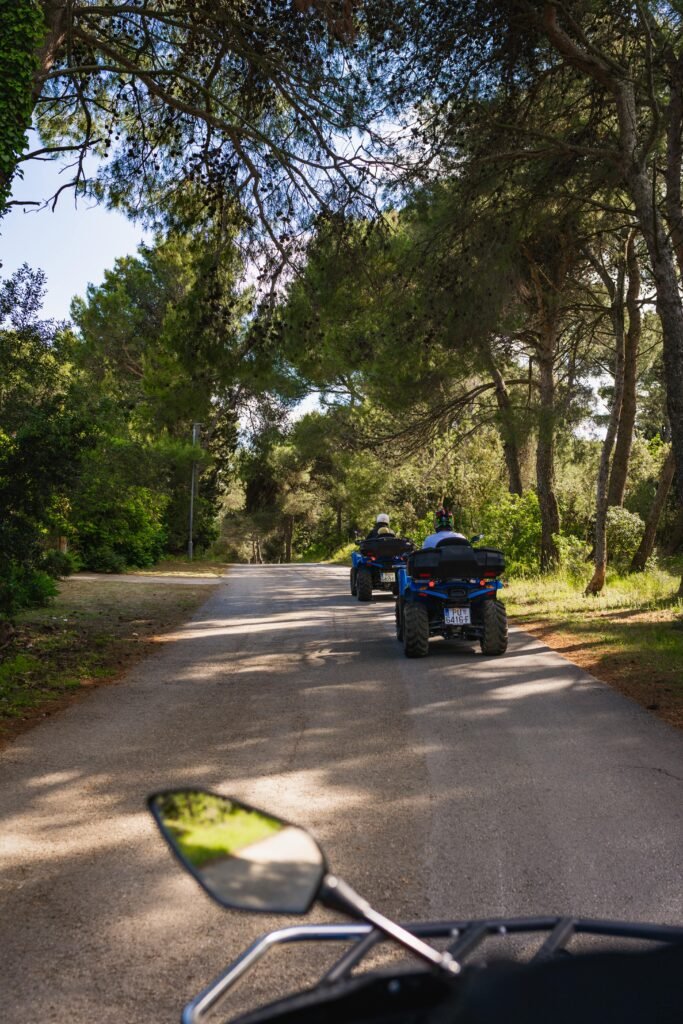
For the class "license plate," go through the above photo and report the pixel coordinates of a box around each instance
[380,572,395,584]
[444,606,470,626]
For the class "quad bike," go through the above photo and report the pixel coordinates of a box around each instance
[149,788,683,1024]
[395,538,507,658]
[350,536,414,602]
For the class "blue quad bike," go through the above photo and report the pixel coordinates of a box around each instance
[395,538,507,657]
[350,536,415,602]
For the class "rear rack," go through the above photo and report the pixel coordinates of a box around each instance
[181,916,683,1023]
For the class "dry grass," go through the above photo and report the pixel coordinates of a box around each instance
[0,577,214,745]
[128,557,229,577]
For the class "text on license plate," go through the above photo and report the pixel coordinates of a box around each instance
[444,606,471,626]
[380,572,395,583]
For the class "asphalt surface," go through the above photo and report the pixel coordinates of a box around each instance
[0,564,681,1023]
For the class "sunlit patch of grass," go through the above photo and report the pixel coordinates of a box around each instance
[129,557,228,577]
[505,563,683,729]
[325,542,356,565]
[505,565,681,617]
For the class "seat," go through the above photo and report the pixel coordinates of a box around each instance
[408,545,479,580]
[359,537,413,559]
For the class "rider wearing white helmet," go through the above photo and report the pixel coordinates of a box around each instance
[366,513,395,539]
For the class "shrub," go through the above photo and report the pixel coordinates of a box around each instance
[72,477,169,571]
[41,549,81,578]
[555,534,591,581]
[0,562,57,618]
[479,492,542,575]
[606,506,645,567]
[80,547,127,574]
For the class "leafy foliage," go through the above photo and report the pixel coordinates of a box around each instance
[0,0,43,208]
[0,266,92,616]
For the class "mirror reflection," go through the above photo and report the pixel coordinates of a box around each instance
[150,790,325,914]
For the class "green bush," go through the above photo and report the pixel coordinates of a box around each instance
[72,464,169,570]
[0,562,57,618]
[479,492,542,575]
[606,506,645,567]
[555,533,591,581]
[40,549,81,578]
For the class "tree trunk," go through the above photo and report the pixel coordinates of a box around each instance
[34,3,68,102]
[336,503,343,542]
[664,504,683,555]
[607,230,641,507]
[487,350,524,496]
[586,255,626,595]
[536,345,560,571]
[542,3,683,597]
[630,448,676,572]
[284,516,293,562]
[0,2,68,203]
[625,173,683,591]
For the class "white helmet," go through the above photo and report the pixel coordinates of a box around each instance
[376,513,390,525]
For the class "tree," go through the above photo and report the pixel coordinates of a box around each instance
[0,265,92,614]
[388,1,683,589]
[71,231,247,558]
[5,0,378,258]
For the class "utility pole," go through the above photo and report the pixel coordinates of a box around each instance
[188,422,202,561]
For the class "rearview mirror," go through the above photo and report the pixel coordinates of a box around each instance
[469,534,484,544]
[149,790,326,914]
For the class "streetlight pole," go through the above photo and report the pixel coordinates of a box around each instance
[188,422,202,561]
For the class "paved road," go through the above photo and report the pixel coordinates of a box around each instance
[1,565,681,1022]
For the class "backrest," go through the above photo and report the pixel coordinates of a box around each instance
[407,549,442,577]
[408,544,479,580]
[473,547,506,577]
[359,536,413,559]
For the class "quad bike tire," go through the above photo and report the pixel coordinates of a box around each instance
[395,598,404,641]
[403,602,429,658]
[356,568,373,602]
[350,567,357,596]
[480,599,508,655]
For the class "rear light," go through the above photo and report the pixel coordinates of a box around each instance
[428,581,435,588]
[483,569,496,578]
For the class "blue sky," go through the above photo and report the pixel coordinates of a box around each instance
[1,154,149,321]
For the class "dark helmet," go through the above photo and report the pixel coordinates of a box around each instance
[434,506,454,531]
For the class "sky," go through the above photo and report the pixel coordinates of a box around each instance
[1,150,321,421]
[1,153,150,321]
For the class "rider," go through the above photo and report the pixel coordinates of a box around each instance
[421,506,466,549]
[366,513,393,539]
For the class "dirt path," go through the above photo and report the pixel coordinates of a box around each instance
[1,565,681,1023]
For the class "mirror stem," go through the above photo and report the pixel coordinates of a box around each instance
[319,875,460,975]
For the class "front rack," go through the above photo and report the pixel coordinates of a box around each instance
[181,916,683,1023]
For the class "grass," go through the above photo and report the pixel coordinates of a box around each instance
[126,556,228,577]
[325,542,356,565]
[505,563,683,730]
[169,810,281,868]
[0,576,214,744]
